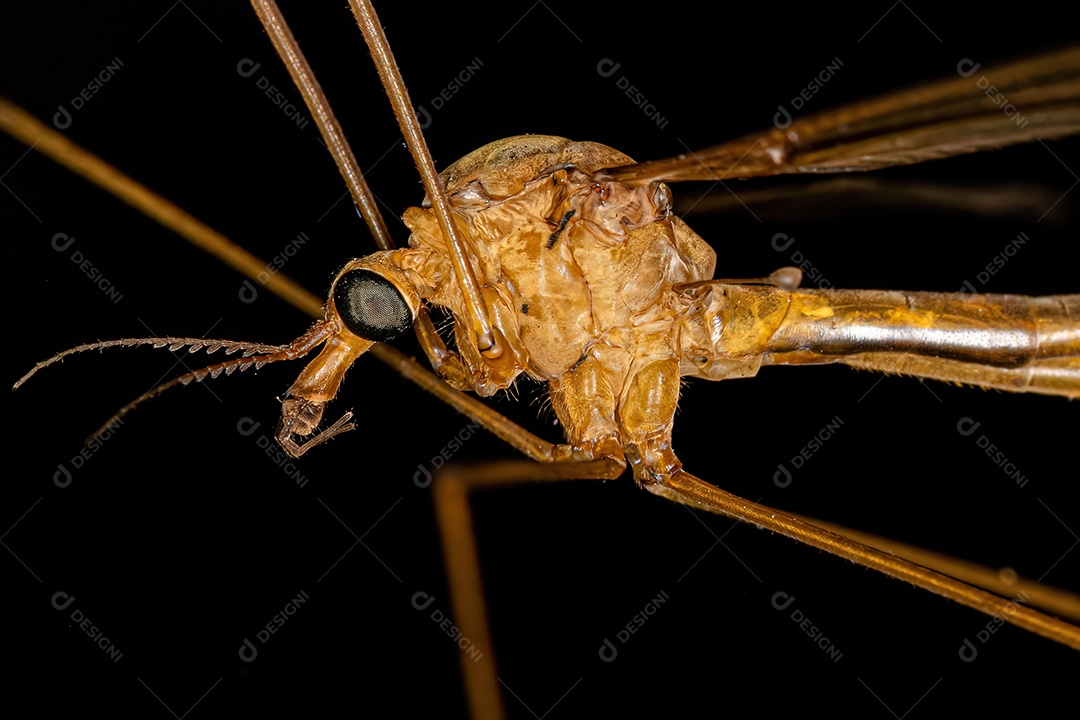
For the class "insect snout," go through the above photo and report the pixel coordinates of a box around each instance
[278,396,325,438]
[272,255,423,458]
[275,396,356,459]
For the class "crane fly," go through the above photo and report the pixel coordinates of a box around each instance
[3,1,1079,717]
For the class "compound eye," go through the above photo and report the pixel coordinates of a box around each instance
[332,269,414,342]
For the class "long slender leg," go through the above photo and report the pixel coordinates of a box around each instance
[785,512,1080,623]
[433,458,623,720]
[250,0,391,251]
[430,353,628,718]
[0,98,323,317]
[768,352,1080,398]
[249,0,474,388]
[348,0,496,356]
[648,470,1080,649]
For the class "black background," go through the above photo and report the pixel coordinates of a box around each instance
[2,2,1078,717]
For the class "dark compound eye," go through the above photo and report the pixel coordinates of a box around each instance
[332,269,413,342]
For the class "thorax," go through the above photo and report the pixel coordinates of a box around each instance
[396,136,716,390]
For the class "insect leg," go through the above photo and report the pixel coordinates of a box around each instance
[550,341,682,481]
[647,471,1080,650]
[348,0,497,357]
[766,352,1080,398]
[786,512,1080,623]
[433,457,623,720]
[250,0,475,388]
[549,354,624,463]
[0,98,323,317]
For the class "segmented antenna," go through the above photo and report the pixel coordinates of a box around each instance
[13,337,285,390]
[14,321,337,443]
